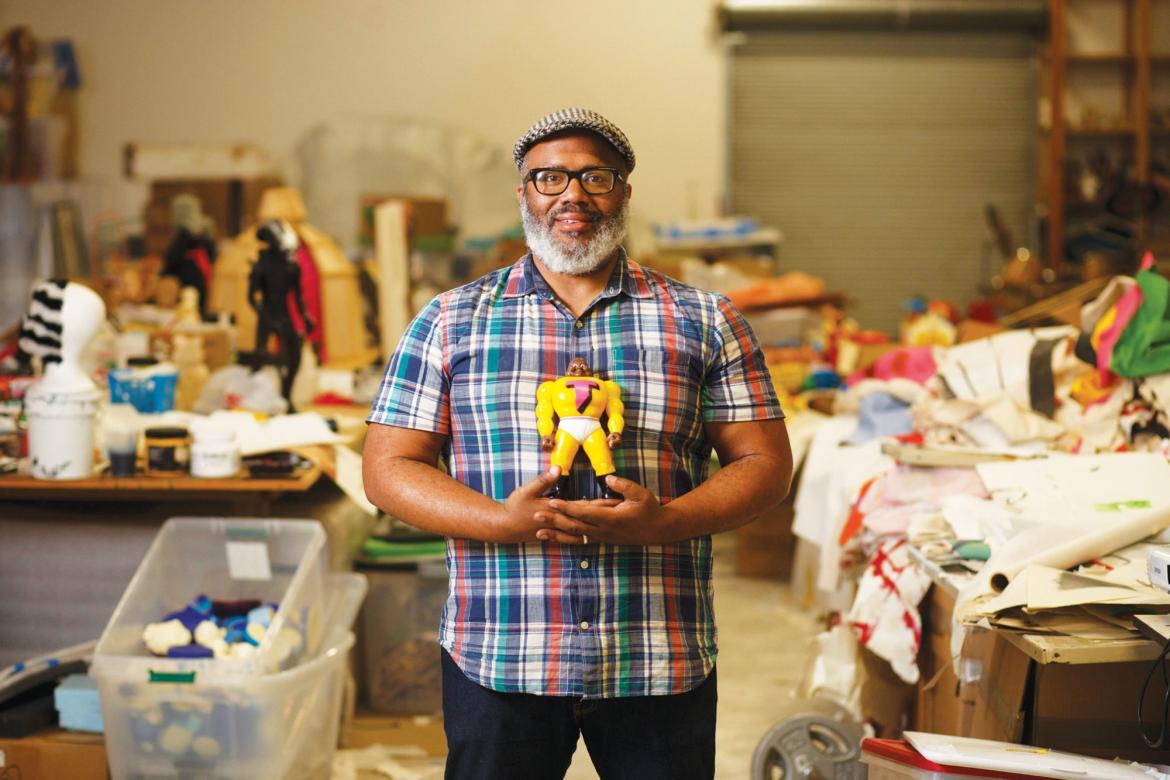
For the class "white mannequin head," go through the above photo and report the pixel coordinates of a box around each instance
[41,282,106,391]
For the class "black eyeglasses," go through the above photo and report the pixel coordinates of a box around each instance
[524,167,623,196]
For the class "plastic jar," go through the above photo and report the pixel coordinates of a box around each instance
[190,428,240,479]
[144,426,190,477]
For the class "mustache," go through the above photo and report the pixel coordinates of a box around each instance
[547,205,602,222]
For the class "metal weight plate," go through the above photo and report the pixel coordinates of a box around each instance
[751,700,866,780]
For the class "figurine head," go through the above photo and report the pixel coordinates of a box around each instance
[256,219,298,256]
[171,194,207,234]
[567,357,591,377]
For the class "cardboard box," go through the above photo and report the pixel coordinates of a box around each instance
[915,586,969,737]
[0,728,109,780]
[1031,660,1168,763]
[969,630,1030,743]
[342,713,446,757]
[735,496,795,580]
[859,646,916,738]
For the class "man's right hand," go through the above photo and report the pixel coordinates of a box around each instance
[492,466,563,543]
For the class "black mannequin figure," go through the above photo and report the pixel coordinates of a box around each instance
[163,194,217,317]
[248,219,315,408]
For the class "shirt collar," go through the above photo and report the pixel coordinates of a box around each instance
[503,249,653,300]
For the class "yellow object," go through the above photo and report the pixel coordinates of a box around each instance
[536,360,624,478]
[769,362,809,395]
[902,312,957,348]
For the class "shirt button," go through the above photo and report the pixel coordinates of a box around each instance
[579,620,590,630]
[580,559,589,570]
[574,320,584,329]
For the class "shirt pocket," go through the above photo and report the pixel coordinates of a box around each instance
[615,348,704,438]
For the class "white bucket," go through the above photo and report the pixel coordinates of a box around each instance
[25,386,102,480]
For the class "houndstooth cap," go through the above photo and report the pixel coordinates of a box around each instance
[513,108,635,173]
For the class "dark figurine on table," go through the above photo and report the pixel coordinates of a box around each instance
[248,219,314,408]
[162,194,217,317]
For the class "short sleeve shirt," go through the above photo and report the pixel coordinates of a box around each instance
[367,252,782,698]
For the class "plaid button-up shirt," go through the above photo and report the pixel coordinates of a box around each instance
[367,252,782,698]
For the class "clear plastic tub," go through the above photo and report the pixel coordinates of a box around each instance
[357,559,446,714]
[93,518,328,683]
[96,573,366,780]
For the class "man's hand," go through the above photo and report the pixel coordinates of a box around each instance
[540,435,554,452]
[535,475,678,546]
[606,432,622,449]
[492,466,563,543]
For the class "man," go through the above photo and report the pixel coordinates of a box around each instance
[364,107,792,779]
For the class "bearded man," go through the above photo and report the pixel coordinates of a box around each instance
[363,108,792,780]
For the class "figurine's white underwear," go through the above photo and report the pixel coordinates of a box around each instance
[557,416,601,442]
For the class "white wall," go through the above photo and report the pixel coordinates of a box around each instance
[3,0,727,245]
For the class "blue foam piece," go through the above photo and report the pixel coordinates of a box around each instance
[54,674,104,733]
[163,606,206,633]
[167,644,213,659]
[247,605,274,629]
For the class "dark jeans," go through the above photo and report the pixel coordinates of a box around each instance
[441,649,717,780]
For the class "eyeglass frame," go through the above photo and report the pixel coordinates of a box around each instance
[523,166,625,196]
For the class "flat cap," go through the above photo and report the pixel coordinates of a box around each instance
[513,107,635,173]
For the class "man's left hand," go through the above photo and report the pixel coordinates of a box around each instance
[534,475,677,546]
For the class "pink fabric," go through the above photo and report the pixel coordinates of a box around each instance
[872,347,937,385]
[1096,280,1144,376]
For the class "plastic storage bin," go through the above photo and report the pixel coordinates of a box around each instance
[861,739,1045,780]
[95,572,366,780]
[357,559,446,714]
[93,518,328,682]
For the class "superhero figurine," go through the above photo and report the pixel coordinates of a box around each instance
[248,219,315,408]
[536,357,624,500]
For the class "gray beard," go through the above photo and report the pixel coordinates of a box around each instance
[520,198,628,276]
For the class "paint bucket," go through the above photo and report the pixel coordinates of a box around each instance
[25,385,102,480]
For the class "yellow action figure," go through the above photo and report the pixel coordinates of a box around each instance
[536,357,624,499]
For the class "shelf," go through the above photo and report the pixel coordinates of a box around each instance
[1065,126,1137,137]
[1066,53,1135,64]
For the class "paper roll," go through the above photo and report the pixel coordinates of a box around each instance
[986,506,1170,592]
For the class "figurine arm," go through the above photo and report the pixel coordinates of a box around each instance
[604,381,624,447]
[536,382,556,447]
[247,264,262,313]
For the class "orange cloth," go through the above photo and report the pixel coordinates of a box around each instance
[726,271,826,312]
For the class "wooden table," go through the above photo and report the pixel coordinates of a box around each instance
[0,462,322,515]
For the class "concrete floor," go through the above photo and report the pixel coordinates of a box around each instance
[336,531,822,780]
[563,533,820,779]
